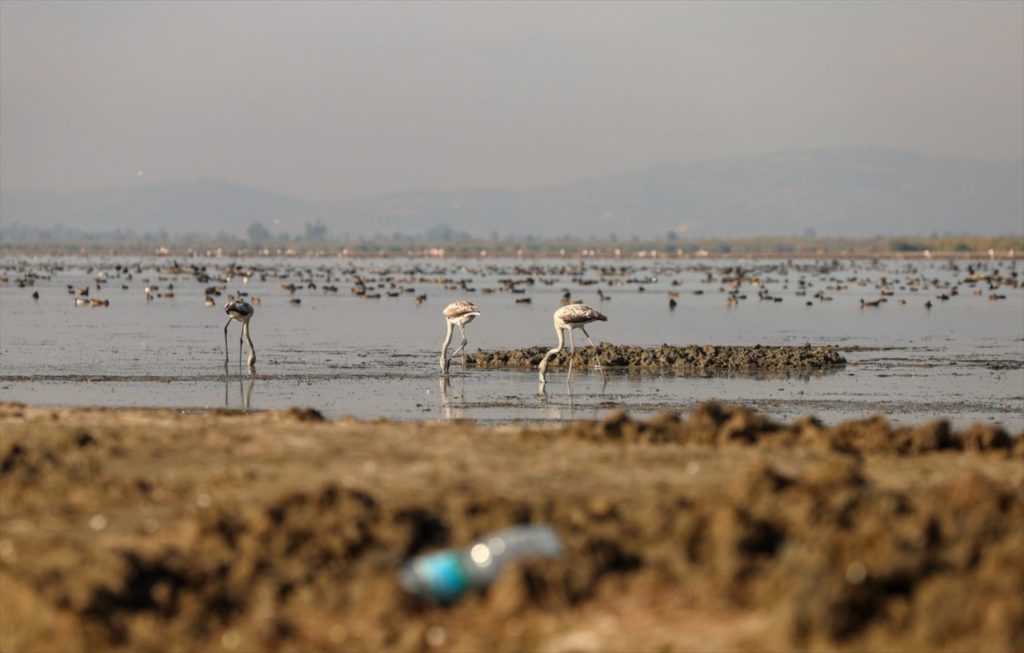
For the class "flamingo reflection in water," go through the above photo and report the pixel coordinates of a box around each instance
[225,371,255,412]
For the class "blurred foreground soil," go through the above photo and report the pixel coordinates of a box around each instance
[1,402,1022,653]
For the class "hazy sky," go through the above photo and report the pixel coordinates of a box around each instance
[1,1,1021,201]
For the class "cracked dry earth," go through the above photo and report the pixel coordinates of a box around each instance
[0,402,1022,653]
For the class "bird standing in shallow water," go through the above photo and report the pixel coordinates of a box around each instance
[538,304,607,383]
[224,299,255,367]
[440,300,481,373]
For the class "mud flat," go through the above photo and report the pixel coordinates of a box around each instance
[1,402,1021,653]
[471,343,846,372]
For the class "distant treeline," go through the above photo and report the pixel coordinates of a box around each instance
[1,231,1021,258]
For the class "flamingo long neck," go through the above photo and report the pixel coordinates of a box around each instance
[243,322,255,365]
[550,322,565,356]
[538,322,565,374]
[439,321,455,369]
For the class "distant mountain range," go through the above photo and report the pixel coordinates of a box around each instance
[2,149,1021,239]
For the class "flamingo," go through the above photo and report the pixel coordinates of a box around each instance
[224,299,255,367]
[538,304,607,382]
[440,300,481,373]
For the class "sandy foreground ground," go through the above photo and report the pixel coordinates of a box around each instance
[0,402,1022,653]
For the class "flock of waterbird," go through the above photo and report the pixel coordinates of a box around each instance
[3,256,1019,384]
[202,257,1018,384]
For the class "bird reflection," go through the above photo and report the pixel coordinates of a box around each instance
[539,367,609,393]
[438,375,465,420]
[538,372,608,420]
[224,363,256,412]
[537,377,576,420]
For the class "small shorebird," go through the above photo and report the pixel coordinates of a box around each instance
[224,299,255,367]
[538,303,607,382]
[440,300,481,373]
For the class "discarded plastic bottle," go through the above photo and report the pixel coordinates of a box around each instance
[399,524,564,603]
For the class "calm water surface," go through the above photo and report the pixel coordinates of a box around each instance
[1,255,1021,429]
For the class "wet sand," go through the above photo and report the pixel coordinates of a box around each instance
[1,402,1021,653]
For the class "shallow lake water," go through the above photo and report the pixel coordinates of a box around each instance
[1,255,1021,429]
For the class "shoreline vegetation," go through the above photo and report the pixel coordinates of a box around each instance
[1,234,1022,259]
[0,402,1021,652]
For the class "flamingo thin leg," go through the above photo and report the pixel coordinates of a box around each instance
[224,320,232,363]
[567,329,576,381]
[449,331,467,361]
[450,325,468,368]
[243,321,255,367]
[581,326,607,381]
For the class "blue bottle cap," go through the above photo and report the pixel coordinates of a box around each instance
[401,551,469,603]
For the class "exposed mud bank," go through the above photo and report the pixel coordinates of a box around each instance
[1,403,1021,653]
[557,403,1023,455]
[470,344,846,372]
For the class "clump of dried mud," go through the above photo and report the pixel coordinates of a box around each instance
[1,402,1021,653]
[471,344,846,372]
[558,403,1022,455]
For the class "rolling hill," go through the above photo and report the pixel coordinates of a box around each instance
[2,149,1020,239]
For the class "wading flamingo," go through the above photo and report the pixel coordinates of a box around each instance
[538,303,607,382]
[440,300,481,373]
[224,299,255,367]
